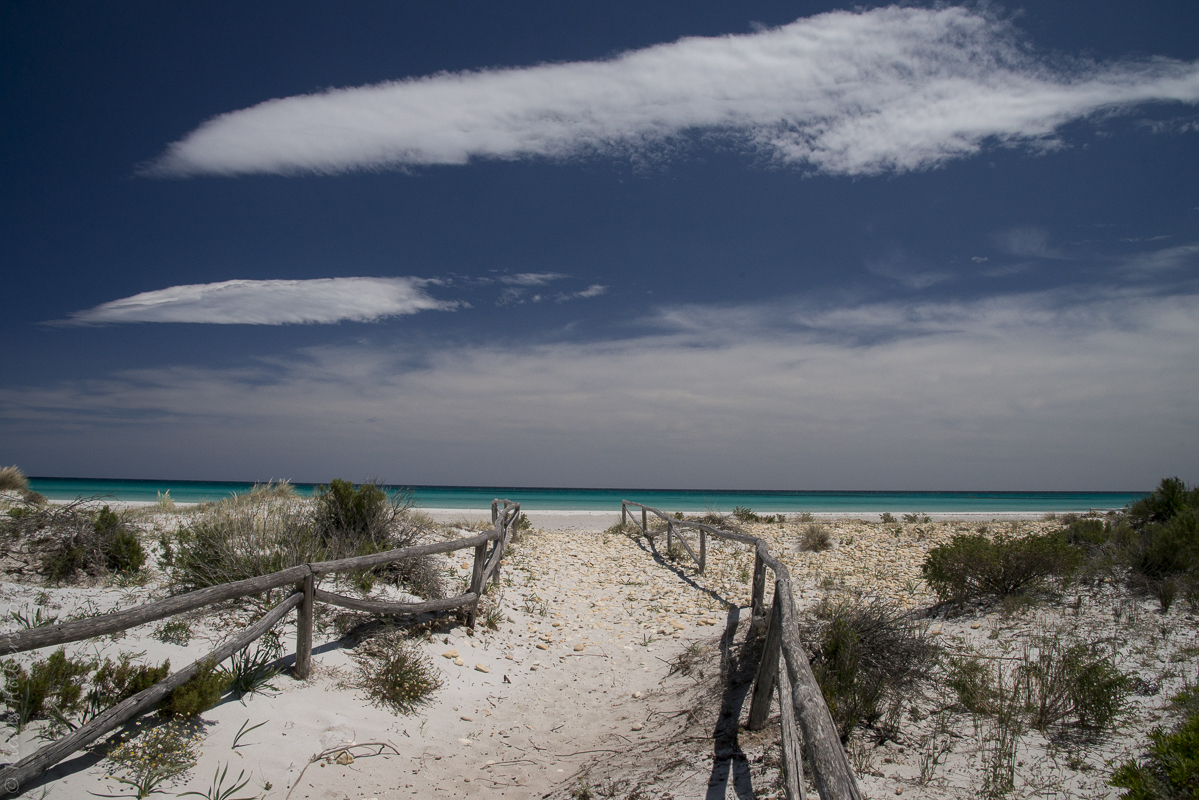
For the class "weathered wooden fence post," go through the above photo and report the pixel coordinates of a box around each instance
[748,600,782,730]
[666,520,673,553]
[466,541,488,627]
[699,528,707,574]
[621,503,627,528]
[641,506,647,533]
[751,550,768,631]
[777,652,807,800]
[294,570,315,679]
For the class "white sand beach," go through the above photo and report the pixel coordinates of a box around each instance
[1,508,1193,799]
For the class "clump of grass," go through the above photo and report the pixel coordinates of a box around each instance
[948,640,1128,732]
[947,655,996,714]
[170,495,321,592]
[732,506,761,523]
[800,596,937,740]
[1018,638,1129,730]
[350,630,441,714]
[880,512,897,523]
[153,619,193,646]
[0,465,45,504]
[921,530,1079,605]
[226,637,282,702]
[799,523,832,552]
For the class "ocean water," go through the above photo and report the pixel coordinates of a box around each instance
[25,477,1146,513]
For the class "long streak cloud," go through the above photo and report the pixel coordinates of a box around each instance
[148,6,1199,178]
[55,277,453,326]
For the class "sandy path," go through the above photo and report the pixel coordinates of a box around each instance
[3,523,743,800]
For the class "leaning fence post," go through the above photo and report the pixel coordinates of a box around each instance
[667,520,673,553]
[751,551,767,631]
[621,503,627,528]
[466,542,488,627]
[748,599,782,730]
[294,571,315,680]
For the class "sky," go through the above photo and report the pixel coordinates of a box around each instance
[2,1,1197,491]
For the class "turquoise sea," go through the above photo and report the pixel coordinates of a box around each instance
[26,477,1146,514]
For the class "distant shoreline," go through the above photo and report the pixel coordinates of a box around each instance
[25,476,1145,515]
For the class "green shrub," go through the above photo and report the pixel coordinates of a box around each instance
[107,528,146,573]
[1110,709,1199,799]
[1128,477,1199,527]
[161,659,229,718]
[922,531,1079,605]
[90,654,171,708]
[1,648,94,729]
[314,478,394,553]
[1064,518,1109,549]
[351,631,441,714]
[801,597,937,740]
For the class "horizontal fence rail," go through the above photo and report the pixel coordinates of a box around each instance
[0,500,521,795]
[621,501,861,800]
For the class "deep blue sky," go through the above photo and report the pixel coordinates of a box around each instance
[2,1,1197,490]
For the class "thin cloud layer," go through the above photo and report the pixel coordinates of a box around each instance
[8,288,1197,488]
[55,277,453,326]
[148,6,1199,178]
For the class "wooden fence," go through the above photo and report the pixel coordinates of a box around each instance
[0,500,521,795]
[621,501,862,800]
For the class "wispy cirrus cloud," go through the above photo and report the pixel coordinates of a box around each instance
[146,7,1199,179]
[52,277,455,326]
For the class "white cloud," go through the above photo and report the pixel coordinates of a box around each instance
[497,273,567,286]
[556,284,608,302]
[147,7,1199,179]
[52,277,455,326]
[7,288,1197,489]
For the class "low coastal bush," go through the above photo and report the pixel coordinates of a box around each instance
[1,498,145,583]
[1106,477,1199,610]
[1110,687,1199,798]
[90,653,171,709]
[1,648,94,730]
[801,596,937,740]
[921,529,1078,605]
[351,630,441,714]
[170,479,443,601]
[162,659,229,718]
